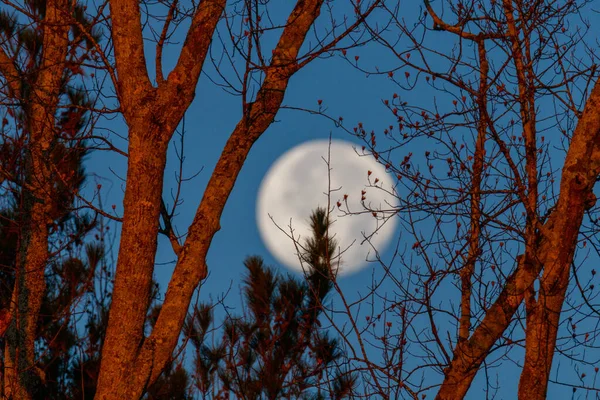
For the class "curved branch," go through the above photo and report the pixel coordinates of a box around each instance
[138,0,328,389]
[165,0,226,101]
[436,80,600,399]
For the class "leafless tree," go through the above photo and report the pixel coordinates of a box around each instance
[1,0,386,398]
[321,1,600,398]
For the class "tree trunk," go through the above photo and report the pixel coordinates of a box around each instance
[437,81,600,399]
[3,1,69,397]
[95,0,330,397]
[94,122,170,398]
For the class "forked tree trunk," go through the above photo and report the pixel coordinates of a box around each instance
[436,82,600,399]
[94,0,333,398]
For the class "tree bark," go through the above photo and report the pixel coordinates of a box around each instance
[95,1,326,398]
[517,87,600,399]
[437,81,600,399]
[2,1,70,398]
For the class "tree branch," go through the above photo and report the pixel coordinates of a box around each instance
[108,0,153,114]
[165,0,226,101]
[138,0,327,389]
[436,80,600,399]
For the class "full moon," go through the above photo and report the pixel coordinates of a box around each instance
[256,139,398,276]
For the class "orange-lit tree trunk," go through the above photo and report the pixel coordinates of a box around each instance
[92,3,225,398]
[435,1,600,397]
[1,1,70,398]
[357,1,600,398]
[432,43,600,400]
[436,80,600,400]
[94,0,378,398]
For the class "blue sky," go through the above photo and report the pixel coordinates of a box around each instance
[89,3,410,307]
[82,1,600,398]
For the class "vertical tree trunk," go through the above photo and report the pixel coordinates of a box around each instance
[93,122,170,398]
[437,81,600,399]
[93,1,225,396]
[518,193,592,399]
[95,0,335,397]
[3,1,69,397]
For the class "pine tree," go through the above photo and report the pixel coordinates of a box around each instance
[185,207,356,399]
[0,4,190,398]
[0,2,107,395]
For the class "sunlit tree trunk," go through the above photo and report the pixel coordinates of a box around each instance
[95,0,340,398]
[1,1,69,398]
[436,81,600,400]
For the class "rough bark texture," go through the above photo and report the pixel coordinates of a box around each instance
[516,86,600,400]
[1,1,70,398]
[95,1,325,398]
[457,39,488,345]
[94,1,225,398]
